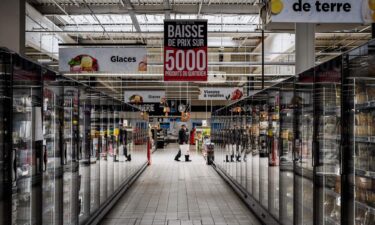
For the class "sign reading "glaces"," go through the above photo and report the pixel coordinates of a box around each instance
[164,20,208,82]
[59,47,147,73]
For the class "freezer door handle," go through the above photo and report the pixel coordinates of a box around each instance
[312,141,316,168]
[43,145,47,172]
[293,139,300,162]
[12,148,17,182]
[62,141,67,165]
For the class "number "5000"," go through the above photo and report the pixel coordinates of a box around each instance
[165,49,206,71]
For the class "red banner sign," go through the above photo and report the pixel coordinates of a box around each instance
[164,20,208,82]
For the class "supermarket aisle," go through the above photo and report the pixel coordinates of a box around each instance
[102,144,261,225]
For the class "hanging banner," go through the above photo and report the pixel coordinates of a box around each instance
[59,47,147,73]
[198,87,244,101]
[164,20,208,82]
[270,0,375,24]
[124,91,165,104]
[124,91,165,114]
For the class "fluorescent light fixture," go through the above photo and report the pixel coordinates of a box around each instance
[37,59,52,63]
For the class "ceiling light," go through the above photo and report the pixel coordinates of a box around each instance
[37,59,52,63]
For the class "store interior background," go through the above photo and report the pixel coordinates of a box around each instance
[4,0,373,105]
[1,1,375,225]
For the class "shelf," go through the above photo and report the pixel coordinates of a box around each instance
[324,188,340,198]
[315,106,340,115]
[356,200,375,214]
[355,136,375,144]
[324,216,340,225]
[356,101,375,111]
[318,135,340,141]
[355,169,375,179]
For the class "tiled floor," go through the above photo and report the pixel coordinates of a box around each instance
[102,144,261,225]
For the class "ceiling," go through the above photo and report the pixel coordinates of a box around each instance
[24,0,373,105]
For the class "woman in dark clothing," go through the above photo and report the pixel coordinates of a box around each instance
[175,124,191,162]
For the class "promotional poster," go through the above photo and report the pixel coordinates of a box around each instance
[164,20,208,81]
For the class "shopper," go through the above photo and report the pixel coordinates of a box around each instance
[175,124,191,162]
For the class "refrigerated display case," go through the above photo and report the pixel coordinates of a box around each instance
[278,78,295,225]
[89,93,100,214]
[99,96,108,204]
[267,89,280,167]
[0,50,14,225]
[250,104,260,156]
[259,97,269,158]
[0,48,150,225]
[239,113,248,188]
[294,68,314,225]
[12,55,44,225]
[42,76,63,225]
[343,40,375,225]
[106,99,114,198]
[211,40,375,225]
[62,82,80,225]
[264,86,281,220]
[78,88,91,224]
[113,102,120,190]
[254,94,270,208]
[314,57,342,225]
[244,103,254,196]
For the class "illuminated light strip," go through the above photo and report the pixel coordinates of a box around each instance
[64,73,294,77]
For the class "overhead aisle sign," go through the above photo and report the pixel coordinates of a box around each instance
[198,87,244,101]
[164,20,208,82]
[59,47,147,73]
[270,0,375,23]
[124,90,165,113]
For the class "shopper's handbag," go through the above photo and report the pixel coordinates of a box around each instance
[180,144,190,156]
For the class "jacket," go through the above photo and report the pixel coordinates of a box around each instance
[178,128,189,145]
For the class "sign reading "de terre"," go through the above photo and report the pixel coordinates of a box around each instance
[270,0,375,24]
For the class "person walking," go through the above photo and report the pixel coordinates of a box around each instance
[175,124,191,162]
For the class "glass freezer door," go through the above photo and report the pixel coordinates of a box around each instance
[113,105,120,190]
[90,98,100,214]
[313,58,342,225]
[42,86,63,225]
[0,50,12,225]
[63,87,79,225]
[266,88,280,220]
[343,40,375,225]
[107,103,114,197]
[278,80,294,225]
[294,69,314,225]
[12,58,43,225]
[99,100,108,204]
[78,90,91,224]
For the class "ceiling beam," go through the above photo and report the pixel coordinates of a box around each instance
[120,0,141,32]
[197,0,204,18]
[32,4,259,15]
[120,0,144,43]
[82,0,113,42]
[164,0,171,20]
